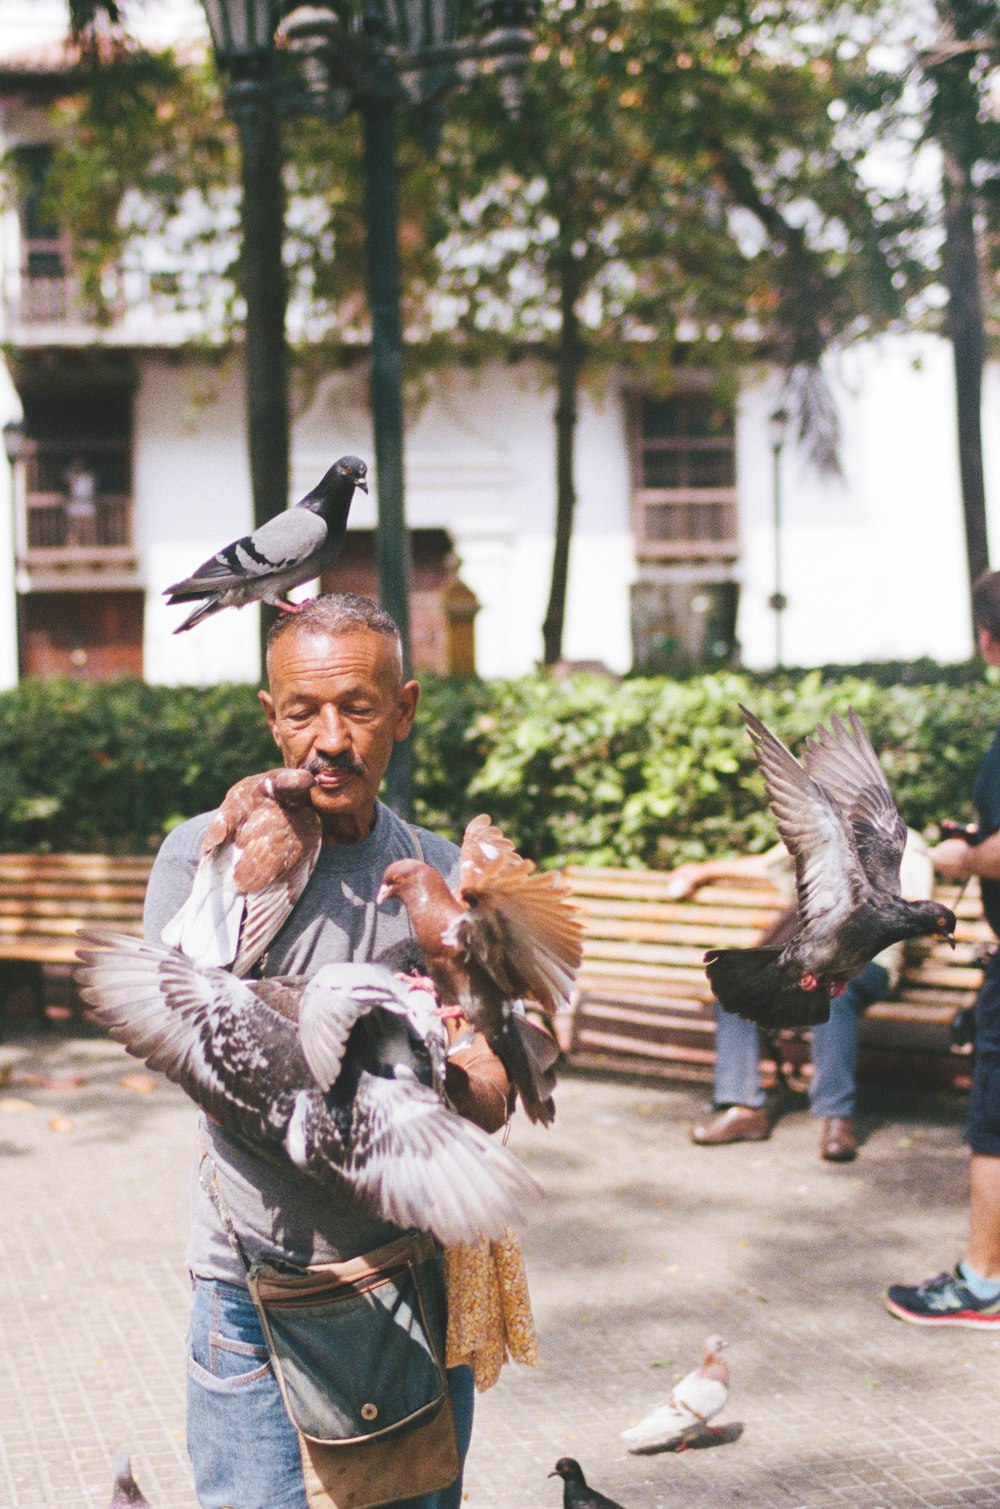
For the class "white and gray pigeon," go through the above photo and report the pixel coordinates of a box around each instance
[164,454,367,633]
[621,1335,730,1453]
[704,706,956,1027]
[75,931,539,1246]
[108,1452,152,1508]
[161,767,321,976]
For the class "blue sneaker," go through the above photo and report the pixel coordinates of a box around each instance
[884,1266,1000,1328]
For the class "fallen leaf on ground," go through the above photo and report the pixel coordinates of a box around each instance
[48,1114,76,1133]
[119,1073,157,1095]
[22,1073,88,1091]
[0,1097,37,1114]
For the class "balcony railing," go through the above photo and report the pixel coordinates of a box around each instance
[14,438,137,579]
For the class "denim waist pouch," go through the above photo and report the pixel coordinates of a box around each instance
[246,1230,449,1447]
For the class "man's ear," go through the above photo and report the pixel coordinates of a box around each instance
[395,679,420,742]
[259,688,283,750]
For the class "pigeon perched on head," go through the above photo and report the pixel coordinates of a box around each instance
[377,814,584,1125]
[621,1334,730,1453]
[165,455,367,633]
[108,1452,152,1508]
[160,767,321,975]
[75,931,539,1246]
[549,1458,625,1509]
[704,707,956,1027]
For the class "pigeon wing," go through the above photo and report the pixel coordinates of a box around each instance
[75,929,305,1140]
[297,963,418,1090]
[802,709,907,895]
[458,863,584,1014]
[670,1365,728,1425]
[346,1069,540,1246]
[741,706,865,936]
[230,799,322,975]
[167,508,327,593]
[459,813,522,890]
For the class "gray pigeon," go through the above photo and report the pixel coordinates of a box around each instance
[165,455,367,632]
[705,706,956,1027]
[108,1453,152,1508]
[75,931,539,1246]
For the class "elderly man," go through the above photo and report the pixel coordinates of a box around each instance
[144,593,510,1508]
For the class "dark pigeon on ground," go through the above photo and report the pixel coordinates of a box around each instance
[705,706,957,1027]
[108,1452,152,1508]
[549,1457,626,1509]
[164,454,367,632]
[75,931,538,1246]
[161,767,321,976]
[378,814,584,1125]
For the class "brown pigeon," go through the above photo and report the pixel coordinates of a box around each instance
[377,815,583,1125]
[108,1452,152,1508]
[621,1334,730,1452]
[161,767,321,976]
[705,707,956,1027]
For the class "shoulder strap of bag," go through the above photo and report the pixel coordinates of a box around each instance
[402,821,425,861]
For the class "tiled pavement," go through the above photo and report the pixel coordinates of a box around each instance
[2,1026,1000,1508]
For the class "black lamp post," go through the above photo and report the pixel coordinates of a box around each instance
[202,0,536,814]
[767,405,790,669]
[202,0,289,680]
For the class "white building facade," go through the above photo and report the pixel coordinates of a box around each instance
[0,46,997,689]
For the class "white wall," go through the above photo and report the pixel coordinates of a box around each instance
[0,367,21,690]
[735,334,989,669]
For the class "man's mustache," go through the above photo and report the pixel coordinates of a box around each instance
[306,752,366,779]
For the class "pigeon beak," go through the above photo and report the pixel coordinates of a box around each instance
[357,476,369,493]
[376,882,392,904]
[947,933,957,949]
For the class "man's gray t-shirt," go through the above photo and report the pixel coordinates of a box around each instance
[144,799,461,1285]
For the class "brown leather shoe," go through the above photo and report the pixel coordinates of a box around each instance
[691,1105,771,1145]
[820,1116,857,1162]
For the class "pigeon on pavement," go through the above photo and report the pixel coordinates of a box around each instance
[549,1458,626,1509]
[108,1452,152,1508]
[621,1334,730,1453]
[377,815,584,1125]
[75,932,539,1246]
[704,707,956,1027]
[161,768,321,975]
[165,455,367,633]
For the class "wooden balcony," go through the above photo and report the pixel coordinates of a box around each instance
[14,439,138,588]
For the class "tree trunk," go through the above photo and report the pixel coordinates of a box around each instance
[941,144,989,612]
[541,260,583,666]
[234,78,289,680]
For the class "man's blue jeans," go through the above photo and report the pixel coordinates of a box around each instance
[712,961,890,1118]
[187,1278,475,1509]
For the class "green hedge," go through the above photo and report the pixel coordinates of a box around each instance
[0,671,997,865]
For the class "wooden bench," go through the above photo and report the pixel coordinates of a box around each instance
[559,865,993,1092]
[0,853,154,1023]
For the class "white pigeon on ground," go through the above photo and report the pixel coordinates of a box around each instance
[108,1452,152,1508]
[621,1335,730,1453]
[161,767,321,976]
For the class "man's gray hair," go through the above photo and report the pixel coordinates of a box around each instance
[266,593,403,665]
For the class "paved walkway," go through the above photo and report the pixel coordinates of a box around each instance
[2,1024,1000,1508]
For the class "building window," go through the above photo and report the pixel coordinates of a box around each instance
[631,392,738,562]
[15,144,72,323]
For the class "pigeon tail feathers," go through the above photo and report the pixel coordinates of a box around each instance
[704,946,831,1027]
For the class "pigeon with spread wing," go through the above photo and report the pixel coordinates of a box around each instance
[161,768,322,977]
[75,932,539,1246]
[704,707,956,1027]
[164,455,367,633]
[377,815,583,1125]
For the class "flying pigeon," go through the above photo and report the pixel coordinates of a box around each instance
[75,931,539,1246]
[377,814,584,1125]
[161,767,321,976]
[704,706,956,1027]
[621,1334,730,1453]
[164,455,367,633]
[108,1452,152,1508]
[549,1458,626,1509]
